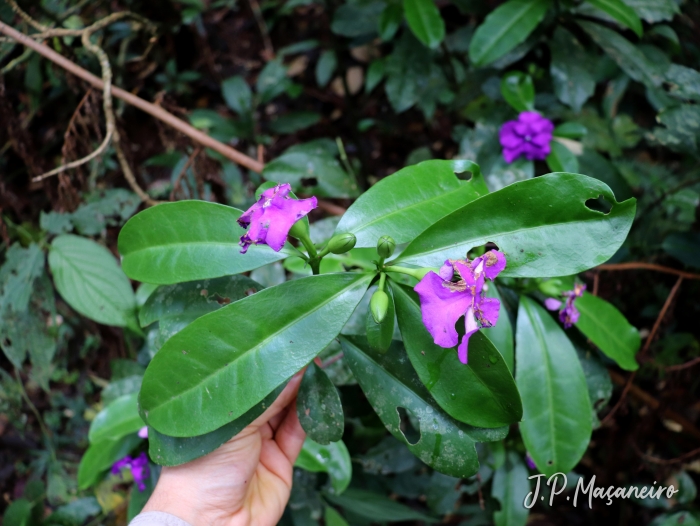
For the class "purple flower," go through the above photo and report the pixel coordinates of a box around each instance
[237,183,317,254]
[111,452,150,491]
[138,426,148,439]
[525,453,536,470]
[545,283,586,329]
[414,250,507,364]
[499,111,554,163]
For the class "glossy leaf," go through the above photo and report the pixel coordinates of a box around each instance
[366,283,395,354]
[295,438,352,494]
[334,160,488,248]
[297,363,344,445]
[549,28,596,112]
[343,337,507,478]
[378,4,402,41]
[515,297,592,477]
[500,72,535,112]
[587,0,643,36]
[576,346,613,429]
[324,488,437,522]
[392,285,522,429]
[469,0,551,66]
[395,173,637,278]
[139,272,373,437]
[88,393,144,443]
[118,201,292,284]
[492,451,530,526]
[148,386,283,466]
[575,292,640,371]
[546,141,579,173]
[325,506,349,526]
[48,235,137,328]
[554,122,588,139]
[483,285,514,372]
[403,0,445,49]
[77,434,142,490]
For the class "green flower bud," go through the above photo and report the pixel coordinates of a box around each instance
[370,290,389,324]
[288,218,310,241]
[327,233,357,254]
[377,235,396,258]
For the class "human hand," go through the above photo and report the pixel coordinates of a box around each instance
[141,372,306,526]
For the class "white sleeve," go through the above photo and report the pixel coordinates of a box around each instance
[129,511,193,526]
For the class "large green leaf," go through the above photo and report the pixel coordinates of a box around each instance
[575,292,640,371]
[139,272,373,437]
[483,285,514,373]
[392,285,522,428]
[515,297,592,477]
[77,434,142,490]
[297,363,344,445]
[148,386,284,466]
[468,0,551,66]
[295,439,352,494]
[88,393,143,443]
[394,173,636,278]
[48,235,137,328]
[343,337,507,478]
[492,451,530,526]
[586,0,643,36]
[118,201,292,285]
[324,488,437,522]
[579,21,663,87]
[334,160,488,248]
[403,0,445,49]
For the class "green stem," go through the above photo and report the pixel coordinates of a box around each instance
[377,272,387,291]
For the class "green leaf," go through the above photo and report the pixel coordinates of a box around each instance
[365,59,385,93]
[546,141,579,173]
[500,71,534,112]
[297,363,344,445]
[515,297,592,477]
[256,59,290,104]
[88,392,144,443]
[269,111,321,135]
[316,50,337,88]
[549,28,596,113]
[77,434,142,490]
[334,160,488,248]
[47,497,101,526]
[342,336,504,478]
[262,141,359,198]
[578,20,663,87]
[325,506,349,526]
[553,122,588,139]
[663,232,700,269]
[366,284,395,354]
[394,173,637,278]
[118,201,292,284]
[3,499,34,526]
[148,386,283,466]
[378,4,402,41]
[403,0,445,49]
[331,1,385,37]
[492,451,530,526]
[295,438,352,494]
[392,285,522,428]
[468,0,551,66]
[665,64,700,103]
[324,488,437,522]
[576,346,613,429]
[586,0,642,37]
[222,75,253,115]
[575,292,640,371]
[621,0,678,23]
[483,285,514,372]
[140,272,373,437]
[0,243,44,313]
[49,235,137,328]
[485,157,534,192]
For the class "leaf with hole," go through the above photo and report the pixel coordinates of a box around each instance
[295,438,352,494]
[394,173,636,278]
[297,363,344,445]
[575,292,640,371]
[118,201,293,285]
[515,296,592,477]
[334,160,488,248]
[392,285,522,429]
[139,272,373,437]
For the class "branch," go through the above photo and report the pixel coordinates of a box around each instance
[597,262,700,280]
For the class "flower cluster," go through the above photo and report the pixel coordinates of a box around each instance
[112,451,150,491]
[237,183,317,254]
[499,111,554,163]
[414,250,506,364]
[545,283,586,328]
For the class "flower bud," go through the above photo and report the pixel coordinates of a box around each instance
[288,218,310,241]
[370,290,389,324]
[377,235,396,258]
[327,233,357,254]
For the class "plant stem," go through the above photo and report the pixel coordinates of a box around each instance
[15,370,56,462]
[377,272,386,291]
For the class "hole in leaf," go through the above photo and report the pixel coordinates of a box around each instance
[547,460,553,466]
[2,338,10,347]
[397,407,421,445]
[301,177,318,187]
[212,293,231,305]
[454,170,473,182]
[584,195,613,214]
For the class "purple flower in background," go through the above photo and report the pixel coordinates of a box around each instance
[525,453,536,470]
[499,111,554,163]
[138,426,148,439]
[112,452,150,491]
[545,283,586,329]
[414,250,506,365]
[237,183,317,254]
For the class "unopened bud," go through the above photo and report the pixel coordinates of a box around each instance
[370,290,389,323]
[288,218,310,241]
[377,235,396,258]
[327,233,356,254]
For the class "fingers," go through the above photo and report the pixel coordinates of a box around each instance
[249,368,305,429]
[273,397,306,464]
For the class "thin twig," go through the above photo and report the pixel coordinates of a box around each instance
[170,147,201,200]
[14,369,56,461]
[247,0,274,60]
[6,0,47,31]
[633,443,700,465]
[665,356,700,372]
[597,262,700,280]
[640,276,683,359]
[600,371,636,428]
[592,272,600,296]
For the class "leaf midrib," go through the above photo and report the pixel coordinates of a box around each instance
[474,0,542,63]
